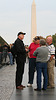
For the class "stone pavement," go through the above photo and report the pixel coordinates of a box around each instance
[0,63,56,100]
[0,64,16,100]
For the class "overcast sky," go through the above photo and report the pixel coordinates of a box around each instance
[0,0,56,45]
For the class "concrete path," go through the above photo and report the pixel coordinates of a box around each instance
[10,63,56,100]
[0,62,56,100]
[0,64,16,100]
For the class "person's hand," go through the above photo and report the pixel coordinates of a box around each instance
[25,48,28,52]
[49,55,54,61]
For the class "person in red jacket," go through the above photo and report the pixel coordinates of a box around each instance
[27,36,40,87]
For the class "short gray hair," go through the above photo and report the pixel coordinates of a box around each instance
[40,39,46,45]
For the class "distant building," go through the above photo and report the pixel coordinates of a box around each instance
[0,36,9,46]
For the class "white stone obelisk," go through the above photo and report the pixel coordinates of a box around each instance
[31,0,37,42]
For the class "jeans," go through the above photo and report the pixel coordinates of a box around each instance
[36,62,48,90]
[28,58,36,84]
[8,52,13,65]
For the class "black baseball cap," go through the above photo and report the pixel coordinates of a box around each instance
[34,36,40,40]
[17,32,26,36]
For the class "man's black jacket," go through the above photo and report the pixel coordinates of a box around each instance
[12,38,26,62]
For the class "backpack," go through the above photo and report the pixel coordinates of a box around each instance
[11,44,17,57]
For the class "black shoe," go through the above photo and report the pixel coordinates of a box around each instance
[34,88,41,91]
[42,88,46,91]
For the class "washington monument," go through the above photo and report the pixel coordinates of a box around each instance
[31,0,37,42]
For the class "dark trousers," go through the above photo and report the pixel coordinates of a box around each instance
[16,61,25,87]
[28,58,36,84]
[3,51,7,62]
[0,53,2,64]
[36,62,48,90]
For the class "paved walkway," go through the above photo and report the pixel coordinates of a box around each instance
[0,63,56,100]
[0,64,16,100]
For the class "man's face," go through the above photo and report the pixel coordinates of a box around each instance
[18,34,24,40]
[34,40,40,44]
[46,37,52,45]
[46,39,50,44]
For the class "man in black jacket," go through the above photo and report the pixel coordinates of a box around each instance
[13,32,27,90]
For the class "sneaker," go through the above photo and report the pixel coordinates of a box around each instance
[27,84,32,87]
